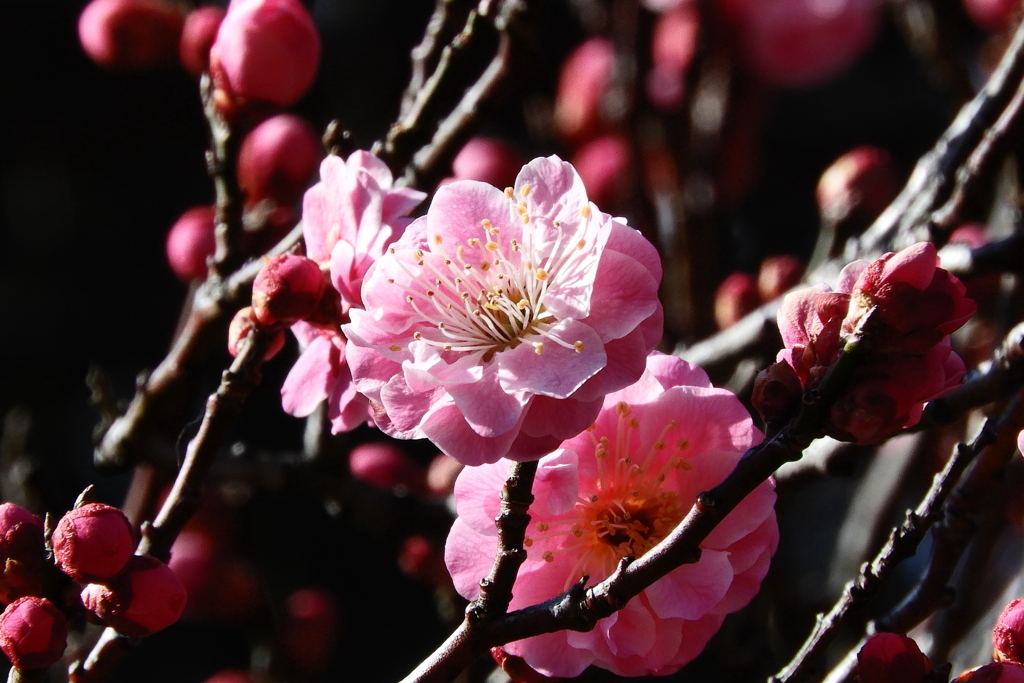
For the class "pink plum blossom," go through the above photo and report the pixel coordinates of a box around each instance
[445,352,778,677]
[344,156,663,465]
[280,152,425,434]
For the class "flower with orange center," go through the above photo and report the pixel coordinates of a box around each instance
[445,352,778,677]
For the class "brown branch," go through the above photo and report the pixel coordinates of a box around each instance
[200,73,246,278]
[938,228,1024,280]
[398,0,478,120]
[70,328,276,683]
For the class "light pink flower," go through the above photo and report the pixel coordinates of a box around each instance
[445,352,778,677]
[344,156,663,465]
[280,151,424,434]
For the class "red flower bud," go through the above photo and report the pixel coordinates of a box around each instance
[0,597,67,671]
[954,663,1024,683]
[252,255,326,326]
[571,135,633,212]
[227,307,286,360]
[715,272,761,330]
[238,115,322,207]
[817,147,898,226]
[52,504,135,583]
[166,206,216,282]
[81,557,187,637]
[179,6,225,77]
[758,255,804,302]
[348,442,426,494]
[995,599,1024,664]
[78,0,184,70]
[856,633,932,683]
[0,504,44,604]
[210,0,321,109]
[451,138,527,189]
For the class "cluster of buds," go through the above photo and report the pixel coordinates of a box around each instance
[714,254,805,329]
[753,242,975,443]
[53,503,186,638]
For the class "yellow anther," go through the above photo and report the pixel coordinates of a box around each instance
[542,551,554,562]
[412,249,424,262]
[573,341,584,353]
[467,238,480,248]
[485,241,499,251]
[504,187,514,198]
[432,234,443,245]
[525,261,533,270]
[580,205,591,218]
[413,332,422,339]
[676,438,690,450]
[515,298,527,309]
[595,448,608,459]
[524,537,533,547]
[389,344,401,352]
[520,184,531,197]
[654,441,667,450]
[628,418,640,429]
[456,246,465,259]
[535,269,548,281]
[522,215,529,224]
[571,525,583,538]
[481,219,492,228]
[443,344,452,351]
[536,522,549,532]
[406,296,414,303]
[387,278,395,284]
[533,342,544,355]
[426,290,434,296]
[576,239,586,250]
[615,401,632,417]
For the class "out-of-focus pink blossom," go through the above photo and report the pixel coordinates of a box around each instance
[995,598,1024,664]
[646,4,699,110]
[555,38,614,144]
[445,353,776,676]
[81,556,187,637]
[397,536,449,587]
[52,503,135,583]
[348,442,426,493]
[166,206,216,282]
[757,255,804,301]
[0,597,67,670]
[730,0,882,88]
[426,454,464,497]
[168,531,262,623]
[281,589,337,674]
[856,633,932,683]
[252,255,326,327]
[954,663,1024,682]
[571,135,633,212]
[345,156,663,465]
[210,0,320,109]
[179,6,225,77]
[452,138,528,189]
[78,0,184,70]
[0,504,44,605]
[204,672,256,683]
[817,146,898,225]
[963,0,1021,32]
[238,114,322,207]
[715,272,761,330]
[227,307,286,360]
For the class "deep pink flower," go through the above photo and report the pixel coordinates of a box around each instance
[252,254,326,326]
[51,503,135,583]
[166,206,216,282]
[281,322,368,433]
[344,156,663,465]
[238,114,322,207]
[445,353,777,676]
[0,504,44,605]
[81,556,187,637]
[179,6,224,77]
[78,0,184,70]
[857,633,932,683]
[995,598,1024,664]
[0,597,67,670]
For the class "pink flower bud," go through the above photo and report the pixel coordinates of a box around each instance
[81,556,187,637]
[954,663,1024,683]
[166,206,216,282]
[758,254,804,301]
[570,135,633,211]
[426,454,463,497]
[857,633,932,683]
[397,536,449,587]
[179,6,225,77]
[715,272,761,329]
[0,504,44,605]
[52,503,135,583]
[554,38,614,144]
[0,598,66,671]
[963,0,1021,32]
[348,442,426,494]
[752,360,803,426]
[281,589,336,674]
[451,138,527,189]
[210,0,321,109]
[995,599,1024,664]
[78,0,184,70]
[646,3,698,109]
[817,147,899,226]
[238,115,322,207]
[228,307,286,360]
[252,254,326,326]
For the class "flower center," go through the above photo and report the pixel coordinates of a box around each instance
[524,401,694,588]
[387,187,595,360]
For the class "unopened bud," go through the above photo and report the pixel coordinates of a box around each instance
[817,147,898,226]
[348,442,426,494]
[715,272,761,330]
[752,361,803,426]
[0,504,45,604]
[252,255,326,326]
[238,115,322,207]
[210,0,321,109]
[571,135,632,211]
[227,307,286,360]
[78,0,184,70]
[995,599,1024,664]
[204,671,257,683]
[0,597,67,671]
[554,38,614,144]
[179,6,225,77]
[281,588,336,674]
[52,503,134,582]
[451,138,526,189]
[81,556,187,637]
[757,255,804,302]
[857,632,932,683]
[963,0,1022,32]
[166,206,216,282]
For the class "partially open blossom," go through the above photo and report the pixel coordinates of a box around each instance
[817,147,898,226]
[756,242,973,444]
[954,663,1024,682]
[52,503,135,583]
[452,138,527,189]
[715,272,761,330]
[995,598,1024,664]
[238,114,322,207]
[345,156,663,465]
[78,0,184,70]
[446,353,777,676]
[166,206,216,282]
[0,597,67,670]
[857,633,932,683]
[729,0,882,87]
[252,255,326,326]
[81,556,187,637]
[179,6,225,76]
[210,0,320,109]
[571,135,633,211]
[757,255,804,302]
[555,38,614,144]
[228,307,286,360]
[0,504,44,604]
[348,442,426,493]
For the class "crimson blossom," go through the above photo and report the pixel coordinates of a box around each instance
[445,352,778,676]
[280,152,425,434]
[344,156,663,465]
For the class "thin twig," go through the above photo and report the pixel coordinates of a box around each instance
[399,0,478,119]
[200,74,246,278]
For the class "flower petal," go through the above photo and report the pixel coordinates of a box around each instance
[497,320,606,398]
